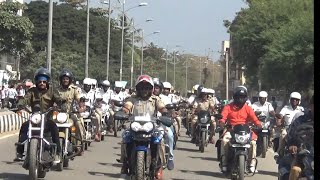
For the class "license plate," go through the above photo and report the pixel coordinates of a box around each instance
[262,129,268,132]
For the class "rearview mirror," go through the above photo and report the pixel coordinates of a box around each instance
[114,101,124,107]
[158,116,173,127]
[114,111,129,120]
[165,104,176,110]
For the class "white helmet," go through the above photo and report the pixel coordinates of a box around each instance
[208,88,215,95]
[91,79,97,85]
[290,92,301,100]
[102,80,110,86]
[259,91,268,98]
[202,88,209,94]
[83,78,91,85]
[163,82,172,89]
[75,81,80,85]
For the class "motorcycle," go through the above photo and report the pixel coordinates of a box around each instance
[113,100,125,137]
[163,103,178,150]
[277,123,314,180]
[52,109,83,171]
[15,105,58,180]
[96,101,110,141]
[194,110,211,153]
[255,112,272,158]
[115,100,173,180]
[219,124,259,180]
[80,105,95,150]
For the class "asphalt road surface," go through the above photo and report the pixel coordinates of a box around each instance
[0,128,278,180]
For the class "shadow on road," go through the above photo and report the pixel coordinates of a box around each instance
[176,147,199,153]
[1,161,23,165]
[177,139,192,143]
[179,169,225,178]
[189,156,218,161]
[88,171,119,178]
[98,162,122,168]
[257,170,278,177]
[0,173,28,180]
[113,146,121,149]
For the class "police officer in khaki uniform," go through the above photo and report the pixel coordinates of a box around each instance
[55,69,85,150]
[119,75,168,179]
[14,67,62,163]
[191,85,216,144]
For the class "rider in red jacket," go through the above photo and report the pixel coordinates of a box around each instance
[219,86,262,173]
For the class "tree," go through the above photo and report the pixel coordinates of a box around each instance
[0,2,34,56]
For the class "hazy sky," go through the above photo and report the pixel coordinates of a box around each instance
[25,0,247,60]
[121,0,248,60]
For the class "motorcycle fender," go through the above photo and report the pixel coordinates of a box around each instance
[59,132,66,138]
[136,146,148,152]
[235,150,247,158]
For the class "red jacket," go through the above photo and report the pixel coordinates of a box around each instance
[219,103,261,140]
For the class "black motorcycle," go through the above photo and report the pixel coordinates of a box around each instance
[113,100,125,137]
[255,113,272,158]
[195,110,211,153]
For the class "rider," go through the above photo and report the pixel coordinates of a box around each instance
[80,78,101,141]
[219,86,262,173]
[55,69,84,152]
[100,80,113,133]
[251,91,276,146]
[286,95,313,180]
[274,92,304,159]
[14,67,61,163]
[187,84,199,105]
[109,81,127,131]
[154,79,176,170]
[162,82,181,138]
[191,86,216,144]
[119,75,168,178]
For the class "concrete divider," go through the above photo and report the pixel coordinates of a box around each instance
[0,111,30,134]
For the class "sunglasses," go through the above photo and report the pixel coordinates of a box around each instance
[136,84,153,91]
[290,98,300,101]
[37,81,47,84]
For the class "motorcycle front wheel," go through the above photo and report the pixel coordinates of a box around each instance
[238,155,245,180]
[29,139,40,180]
[136,151,146,180]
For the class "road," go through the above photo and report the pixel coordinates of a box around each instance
[0,128,278,180]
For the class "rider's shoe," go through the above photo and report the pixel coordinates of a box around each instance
[13,153,23,161]
[53,154,61,163]
[190,137,196,143]
[155,167,163,179]
[167,159,174,170]
[95,134,101,142]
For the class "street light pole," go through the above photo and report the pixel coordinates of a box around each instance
[199,57,202,84]
[140,30,144,75]
[85,0,90,78]
[173,52,176,87]
[130,20,135,88]
[185,57,188,95]
[106,0,111,80]
[226,49,229,100]
[119,0,125,81]
[46,0,53,73]
[165,43,168,81]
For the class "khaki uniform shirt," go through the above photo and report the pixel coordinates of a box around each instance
[124,95,165,115]
[54,84,81,113]
[193,96,215,112]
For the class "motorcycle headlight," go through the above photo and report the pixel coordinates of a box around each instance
[56,113,68,123]
[235,133,250,144]
[30,114,42,124]
[200,117,208,124]
[142,122,154,132]
[311,161,314,170]
[130,122,142,132]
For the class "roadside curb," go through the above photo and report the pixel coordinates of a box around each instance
[0,111,29,134]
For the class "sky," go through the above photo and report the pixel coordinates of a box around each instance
[121,0,248,60]
[25,0,248,60]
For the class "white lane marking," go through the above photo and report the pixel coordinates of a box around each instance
[0,132,18,140]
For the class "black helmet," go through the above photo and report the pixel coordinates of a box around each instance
[197,85,204,97]
[153,78,163,90]
[233,86,248,106]
[34,67,51,82]
[59,69,73,82]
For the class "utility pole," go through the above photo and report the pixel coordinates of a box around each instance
[226,48,229,100]
[130,22,135,88]
[173,51,176,87]
[140,30,144,75]
[165,43,168,81]
[46,0,53,73]
[106,0,111,79]
[85,0,90,78]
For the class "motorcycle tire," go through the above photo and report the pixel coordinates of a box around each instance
[238,155,245,180]
[199,131,205,153]
[57,139,64,171]
[113,120,118,137]
[136,151,146,180]
[29,139,39,180]
[84,142,88,150]
[63,158,69,168]
[262,136,267,158]
[101,135,105,141]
